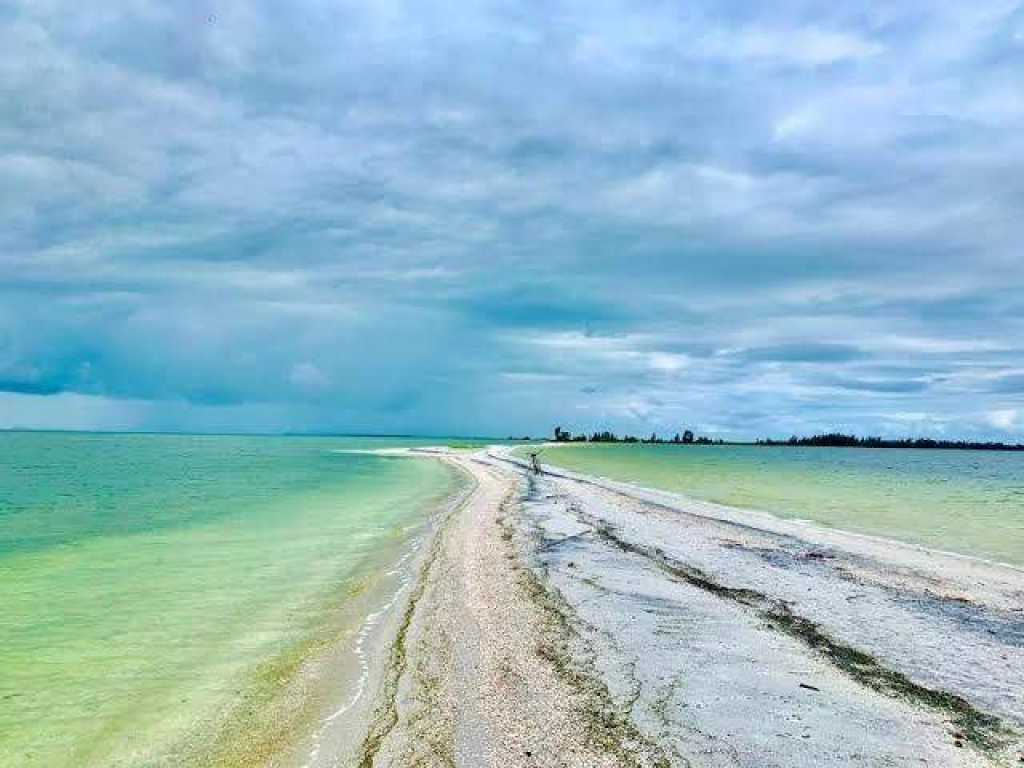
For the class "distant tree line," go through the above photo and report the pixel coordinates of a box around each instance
[539,428,1023,451]
[552,426,723,445]
[757,433,1024,451]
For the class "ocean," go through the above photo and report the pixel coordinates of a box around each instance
[524,443,1024,567]
[0,432,467,767]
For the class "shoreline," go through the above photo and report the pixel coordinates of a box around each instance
[273,452,477,768]
[315,446,1024,767]
[517,443,1024,573]
[516,449,1024,578]
[346,448,667,766]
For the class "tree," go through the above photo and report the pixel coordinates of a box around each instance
[682,429,694,444]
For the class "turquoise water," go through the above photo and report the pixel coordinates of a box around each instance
[0,432,467,768]
[526,444,1024,567]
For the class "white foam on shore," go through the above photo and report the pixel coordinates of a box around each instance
[299,454,474,768]
[300,539,421,768]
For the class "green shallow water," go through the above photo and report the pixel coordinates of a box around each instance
[0,433,467,768]
[525,444,1024,567]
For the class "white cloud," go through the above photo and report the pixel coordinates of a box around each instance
[648,352,689,374]
[711,26,885,66]
[773,106,822,141]
[288,362,331,394]
[985,409,1019,430]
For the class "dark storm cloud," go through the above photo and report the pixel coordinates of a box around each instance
[1,0,1023,437]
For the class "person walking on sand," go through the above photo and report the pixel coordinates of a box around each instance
[528,450,542,474]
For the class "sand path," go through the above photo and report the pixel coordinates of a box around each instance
[351,448,1024,767]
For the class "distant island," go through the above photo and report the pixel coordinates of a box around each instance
[532,427,1024,451]
[756,433,1024,451]
[548,426,723,444]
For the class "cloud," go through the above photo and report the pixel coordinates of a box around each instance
[701,26,885,67]
[735,343,866,364]
[985,409,1019,431]
[989,374,1024,393]
[288,362,331,395]
[0,0,1022,439]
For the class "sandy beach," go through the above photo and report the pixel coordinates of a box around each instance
[304,446,1024,767]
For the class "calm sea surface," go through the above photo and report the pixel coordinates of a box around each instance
[526,444,1024,567]
[0,432,467,767]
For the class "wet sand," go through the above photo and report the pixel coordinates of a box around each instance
[274,459,475,768]
[309,447,1024,767]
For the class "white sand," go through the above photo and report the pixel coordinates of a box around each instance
[302,447,1024,767]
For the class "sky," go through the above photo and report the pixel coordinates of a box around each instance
[2,1,1023,439]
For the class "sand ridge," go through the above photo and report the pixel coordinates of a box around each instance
[356,451,667,767]
[336,447,1024,767]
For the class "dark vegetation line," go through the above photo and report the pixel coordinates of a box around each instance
[355,469,478,768]
[356,517,442,768]
[756,433,1024,451]
[549,426,722,444]
[513,479,675,768]
[496,450,1019,757]
[529,426,1024,451]
[582,518,1012,754]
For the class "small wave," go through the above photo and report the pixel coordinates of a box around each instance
[302,536,423,766]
